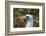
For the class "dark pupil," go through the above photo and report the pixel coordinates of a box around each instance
[26,16,29,20]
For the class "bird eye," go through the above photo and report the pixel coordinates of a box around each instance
[26,16,29,20]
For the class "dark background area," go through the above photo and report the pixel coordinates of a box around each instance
[13,8,39,28]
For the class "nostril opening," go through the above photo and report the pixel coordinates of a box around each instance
[24,19,26,21]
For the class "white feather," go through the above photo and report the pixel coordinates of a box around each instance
[26,14,33,27]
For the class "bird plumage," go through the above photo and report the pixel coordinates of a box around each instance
[26,14,33,27]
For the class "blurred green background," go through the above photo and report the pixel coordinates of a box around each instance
[13,8,39,28]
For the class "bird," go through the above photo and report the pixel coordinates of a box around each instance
[25,14,33,27]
